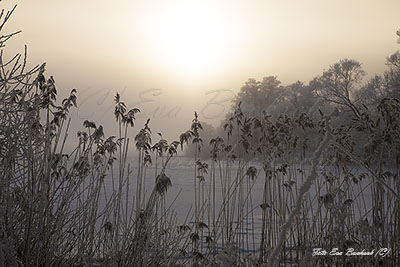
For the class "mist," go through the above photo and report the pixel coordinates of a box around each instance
[2,0,399,146]
[1,1,400,266]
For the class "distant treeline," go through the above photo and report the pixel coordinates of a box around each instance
[185,54,400,162]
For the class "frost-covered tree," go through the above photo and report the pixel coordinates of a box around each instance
[233,76,284,118]
[311,59,365,118]
[383,51,400,99]
[356,51,400,107]
[285,80,318,115]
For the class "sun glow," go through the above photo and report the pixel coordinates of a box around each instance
[148,2,234,79]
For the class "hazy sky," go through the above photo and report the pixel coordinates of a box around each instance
[2,0,399,141]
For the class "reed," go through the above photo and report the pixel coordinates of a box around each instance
[1,6,399,266]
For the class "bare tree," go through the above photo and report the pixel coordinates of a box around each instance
[311,59,366,118]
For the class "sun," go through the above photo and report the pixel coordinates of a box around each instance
[149,2,233,79]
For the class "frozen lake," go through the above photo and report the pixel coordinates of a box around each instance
[94,155,375,253]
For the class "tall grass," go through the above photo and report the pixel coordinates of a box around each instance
[1,5,400,266]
